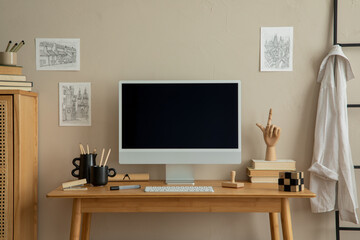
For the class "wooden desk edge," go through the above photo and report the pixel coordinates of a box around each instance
[46,181,316,199]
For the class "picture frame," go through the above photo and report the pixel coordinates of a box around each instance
[334,0,360,46]
[36,38,80,71]
[59,82,91,126]
[260,27,293,72]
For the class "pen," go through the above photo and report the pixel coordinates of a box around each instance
[9,43,18,52]
[14,40,25,52]
[110,185,141,190]
[5,41,12,52]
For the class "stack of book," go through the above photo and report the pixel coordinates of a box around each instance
[0,65,32,91]
[247,159,296,183]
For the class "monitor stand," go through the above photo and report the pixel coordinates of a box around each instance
[165,164,194,185]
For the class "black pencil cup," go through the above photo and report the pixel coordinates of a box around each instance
[71,154,97,183]
[90,166,116,186]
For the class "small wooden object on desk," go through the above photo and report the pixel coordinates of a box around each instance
[222,171,244,188]
[278,171,304,192]
[256,108,281,161]
[109,173,150,182]
[62,179,87,190]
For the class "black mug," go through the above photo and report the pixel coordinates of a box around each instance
[71,154,97,183]
[90,166,116,186]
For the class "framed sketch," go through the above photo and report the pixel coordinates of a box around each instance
[59,82,91,126]
[261,27,293,72]
[36,38,80,71]
[335,0,360,45]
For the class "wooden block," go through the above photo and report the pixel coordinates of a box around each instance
[222,181,244,188]
[290,185,304,192]
[291,171,304,179]
[279,171,304,180]
[62,179,87,189]
[280,184,304,192]
[284,179,291,185]
[278,178,284,185]
[278,171,305,192]
[108,173,149,182]
[290,178,304,185]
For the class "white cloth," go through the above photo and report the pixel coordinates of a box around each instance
[309,45,359,224]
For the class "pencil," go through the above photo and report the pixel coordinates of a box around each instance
[99,148,105,166]
[103,148,111,167]
[14,41,25,52]
[79,144,85,154]
[80,144,86,155]
[87,144,90,154]
[9,43,18,52]
[5,41,12,52]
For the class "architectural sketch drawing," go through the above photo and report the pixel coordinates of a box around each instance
[36,38,80,70]
[59,82,91,126]
[261,27,293,71]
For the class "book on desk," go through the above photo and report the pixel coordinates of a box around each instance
[248,159,296,183]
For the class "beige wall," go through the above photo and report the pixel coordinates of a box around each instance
[1,0,360,239]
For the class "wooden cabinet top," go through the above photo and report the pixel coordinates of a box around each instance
[0,90,37,97]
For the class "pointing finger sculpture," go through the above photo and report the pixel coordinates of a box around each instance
[256,108,281,161]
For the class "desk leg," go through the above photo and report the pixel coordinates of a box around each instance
[70,199,82,240]
[269,212,280,240]
[281,198,293,240]
[81,213,92,240]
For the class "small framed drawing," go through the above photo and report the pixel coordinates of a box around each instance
[59,82,91,126]
[261,27,293,72]
[36,38,80,71]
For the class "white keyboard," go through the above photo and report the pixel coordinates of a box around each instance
[144,186,214,193]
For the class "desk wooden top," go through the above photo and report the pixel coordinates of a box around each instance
[47,180,315,199]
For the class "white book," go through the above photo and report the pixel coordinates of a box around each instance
[0,74,26,81]
[0,86,32,91]
[251,159,296,170]
[249,176,279,183]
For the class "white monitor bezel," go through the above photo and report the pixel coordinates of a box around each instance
[119,80,241,164]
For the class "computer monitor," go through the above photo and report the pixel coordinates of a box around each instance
[119,80,241,184]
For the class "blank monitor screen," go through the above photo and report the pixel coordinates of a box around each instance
[121,83,238,149]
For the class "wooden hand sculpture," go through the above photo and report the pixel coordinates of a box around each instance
[256,108,281,161]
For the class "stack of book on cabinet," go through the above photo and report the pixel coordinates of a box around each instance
[0,65,32,91]
[247,159,296,183]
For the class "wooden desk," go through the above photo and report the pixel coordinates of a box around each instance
[47,181,315,240]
